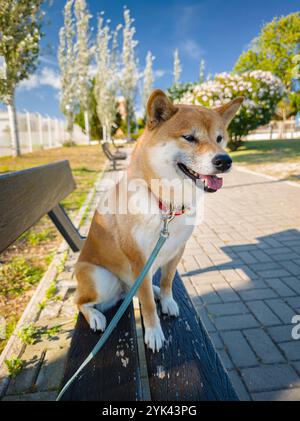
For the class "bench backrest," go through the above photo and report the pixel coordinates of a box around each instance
[0,160,83,253]
[101,142,114,160]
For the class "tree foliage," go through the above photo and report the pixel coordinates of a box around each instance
[142,51,154,112]
[58,0,77,133]
[234,12,300,117]
[0,0,44,104]
[173,48,181,85]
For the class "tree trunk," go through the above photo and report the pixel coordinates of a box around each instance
[66,111,74,141]
[7,99,21,157]
[127,114,131,140]
[84,110,90,144]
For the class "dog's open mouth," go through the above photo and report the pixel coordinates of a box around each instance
[177,163,223,192]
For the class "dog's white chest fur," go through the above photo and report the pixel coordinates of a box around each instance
[132,212,194,272]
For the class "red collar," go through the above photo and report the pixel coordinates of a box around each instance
[157,197,186,216]
[157,195,185,216]
[149,188,186,216]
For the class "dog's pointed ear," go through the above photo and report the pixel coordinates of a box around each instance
[215,97,244,127]
[146,89,178,130]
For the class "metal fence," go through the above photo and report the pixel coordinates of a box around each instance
[0,110,89,157]
[246,118,300,141]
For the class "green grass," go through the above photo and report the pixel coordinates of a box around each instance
[17,323,61,346]
[23,228,56,246]
[17,324,40,345]
[230,139,300,164]
[0,258,44,298]
[5,356,23,377]
[45,282,58,300]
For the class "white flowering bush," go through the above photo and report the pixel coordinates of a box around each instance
[178,71,284,150]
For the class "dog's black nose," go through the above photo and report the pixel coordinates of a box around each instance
[212,154,232,172]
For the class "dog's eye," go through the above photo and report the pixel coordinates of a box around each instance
[216,135,223,143]
[182,134,196,143]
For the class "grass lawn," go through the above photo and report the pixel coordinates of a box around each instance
[230,139,300,183]
[0,145,106,353]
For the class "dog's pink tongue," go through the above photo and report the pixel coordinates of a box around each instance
[201,175,223,190]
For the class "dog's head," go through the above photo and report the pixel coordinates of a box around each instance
[143,89,243,193]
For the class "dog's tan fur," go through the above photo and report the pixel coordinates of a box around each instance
[75,89,243,351]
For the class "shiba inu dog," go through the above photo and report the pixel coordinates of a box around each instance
[75,89,243,352]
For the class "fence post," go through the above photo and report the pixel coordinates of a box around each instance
[47,116,52,148]
[38,113,44,149]
[84,110,90,144]
[26,111,33,153]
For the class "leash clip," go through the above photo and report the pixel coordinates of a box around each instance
[160,204,176,238]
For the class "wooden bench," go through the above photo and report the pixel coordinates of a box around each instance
[0,161,238,401]
[101,141,127,170]
[0,161,84,255]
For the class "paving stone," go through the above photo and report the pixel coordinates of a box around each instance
[268,325,294,343]
[36,347,67,390]
[193,283,221,304]
[2,391,57,401]
[241,365,299,392]
[229,279,267,291]
[252,388,300,401]
[227,370,251,401]
[246,300,280,326]
[213,284,241,303]
[217,349,234,370]
[243,328,285,363]
[250,250,273,263]
[39,301,63,320]
[210,332,224,350]
[264,278,296,297]
[248,262,281,272]
[282,277,300,294]
[221,331,257,368]
[278,342,300,361]
[237,252,258,264]
[256,269,291,279]
[266,299,296,324]
[206,302,248,317]
[214,314,259,331]
[194,305,216,333]
[239,288,277,301]
[275,253,300,262]
[286,296,300,309]
[293,362,300,376]
[7,345,45,395]
[280,261,300,276]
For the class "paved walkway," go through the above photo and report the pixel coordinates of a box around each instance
[180,168,300,401]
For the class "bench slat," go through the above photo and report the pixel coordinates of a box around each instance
[60,303,142,401]
[0,161,75,253]
[144,271,238,401]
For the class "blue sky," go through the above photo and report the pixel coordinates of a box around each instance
[12,0,300,118]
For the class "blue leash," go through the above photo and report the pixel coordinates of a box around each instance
[56,212,175,401]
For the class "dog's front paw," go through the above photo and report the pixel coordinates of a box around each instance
[153,285,160,301]
[89,308,107,332]
[161,294,179,317]
[144,324,165,352]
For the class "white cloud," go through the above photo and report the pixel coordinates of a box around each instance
[18,67,60,91]
[181,39,204,60]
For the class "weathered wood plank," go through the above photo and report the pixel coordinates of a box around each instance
[59,302,142,401]
[144,271,239,401]
[0,161,75,253]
